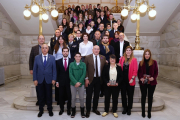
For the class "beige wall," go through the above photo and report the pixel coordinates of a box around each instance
[159,11,180,86]
[0,11,20,82]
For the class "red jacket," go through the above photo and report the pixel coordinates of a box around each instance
[119,57,138,86]
[138,60,158,86]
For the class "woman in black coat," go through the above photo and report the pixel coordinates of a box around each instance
[102,54,123,118]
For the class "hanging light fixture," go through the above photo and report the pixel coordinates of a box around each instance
[31,4,39,13]
[23,9,31,17]
[139,4,147,13]
[51,9,58,17]
[131,13,137,20]
[42,13,49,20]
[149,9,157,17]
[121,9,128,17]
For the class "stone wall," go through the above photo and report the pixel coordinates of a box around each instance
[0,11,21,83]
[159,12,180,86]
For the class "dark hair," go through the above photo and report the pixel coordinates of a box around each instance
[82,33,90,40]
[97,4,100,7]
[102,35,109,39]
[109,54,116,60]
[75,52,81,56]
[76,30,81,33]
[38,34,45,39]
[54,35,67,54]
[78,22,84,27]
[107,23,111,27]
[58,25,63,28]
[61,18,69,27]
[114,31,120,38]
[109,14,113,16]
[87,24,91,28]
[62,47,69,52]
[64,9,69,16]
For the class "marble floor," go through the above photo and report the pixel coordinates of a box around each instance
[0,78,180,120]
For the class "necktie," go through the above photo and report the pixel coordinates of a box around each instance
[64,59,67,71]
[44,56,46,67]
[95,56,98,77]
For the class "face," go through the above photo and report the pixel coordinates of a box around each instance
[63,19,66,24]
[74,27,78,32]
[126,48,132,56]
[95,31,101,39]
[99,24,104,30]
[69,22,73,27]
[119,33,124,41]
[62,49,69,57]
[59,37,64,44]
[79,14,82,18]
[41,44,49,55]
[83,35,88,41]
[109,15,113,20]
[115,33,119,38]
[71,11,73,14]
[38,35,45,45]
[97,5,101,9]
[113,23,118,30]
[75,54,81,62]
[102,36,109,44]
[90,21,95,26]
[93,46,100,55]
[117,20,121,25]
[101,12,104,16]
[89,15,92,19]
[104,7,108,11]
[72,5,75,8]
[86,5,89,9]
[65,10,68,14]
[59,26,63,32]
[55,30,60,37]
[85,12,88,16]
[79,24,83,28]
[69,35,74,42]
[97,12,100,16]
[87,26,91,30]
[76,31,81,37]
[89,4,92,9]
[110,58,116,64]
[73,13,76,16]
[145,51,150,60]
[107,25,111,30]
[97,18,101,23]
[105,31,109,36]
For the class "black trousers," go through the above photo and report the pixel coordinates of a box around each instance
[140,84,156,113]
[36,86,39,102]
[37,80,52,112]
[121,82,135,109]
[55,83,59,102]
[59,85,71,111]
[104,86,120,113]
[86,77,101,112]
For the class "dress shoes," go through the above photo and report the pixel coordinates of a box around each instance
[37,111,43,117]
[86,111,90,118]
[59,110,64,115]
[122,108,127,114]
[102,112,108,117]
[127,109,131,115]
[67,109,71,115]
[49,111,53,117]
[148,112,151,119]
[93,110,101,115]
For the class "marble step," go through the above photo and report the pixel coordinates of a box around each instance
[14,96,165,112]
[24,94,144,103]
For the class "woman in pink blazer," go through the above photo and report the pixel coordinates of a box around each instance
[119,46,138,116]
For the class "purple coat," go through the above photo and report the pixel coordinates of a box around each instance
[138,60,158,86]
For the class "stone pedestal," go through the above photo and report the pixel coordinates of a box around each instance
[133,50,144,102]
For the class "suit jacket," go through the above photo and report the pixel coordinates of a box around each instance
[56,58,73,86]
[99,16,108,28]
[138,60,158,86]
[102,64,123,87]
[74,37,83,45]
[84,54,106,84]
[67,42,78,60]
[99,44,115,62]
[110,40,130,63]
[29,45,52,70]
[109,29,121,38]
[90,39,102,46]
[33,54,56,84]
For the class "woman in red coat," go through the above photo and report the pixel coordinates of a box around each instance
[119,46,138,116]
[138,49,158,119]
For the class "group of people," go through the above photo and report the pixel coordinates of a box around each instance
[29,3,158,119]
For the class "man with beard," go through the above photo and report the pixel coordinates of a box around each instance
[91,30,102,46]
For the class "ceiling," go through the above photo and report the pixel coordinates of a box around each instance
[0,0,180,36]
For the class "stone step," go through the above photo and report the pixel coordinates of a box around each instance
[24,94,143,103]
[14,96,164,112]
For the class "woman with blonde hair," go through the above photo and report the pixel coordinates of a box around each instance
[119,46,138,116]
[138,49,158,119]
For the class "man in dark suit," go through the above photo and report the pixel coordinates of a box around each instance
[84,45,106,118]
[68,36,79,61]
[91,30,102,46]
[56,47,73,116]
[110,32,130,63]
[109,23,120,38]
[33,44,56,117]
[29,35,51,106]
[94,4,101,16]
[59,25,68,42]
[107,14,117,29]
[74,30,83,48]
[99,11,107,28]
[49,29,61,53]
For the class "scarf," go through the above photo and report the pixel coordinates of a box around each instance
[114,38,119,42]
[102,42,110,53]
[86,28,93,34]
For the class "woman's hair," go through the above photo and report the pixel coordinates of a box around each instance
[109,54,116,61]
[123,46,134,64]
[82,33,90,40]
[140,49,154,66]
[61,18,68,27]
[104,6,109,11]
[54,35,67,54]
[114,31,120,38]
[64,9,69,16]
[78,13,84,21]
[68,34,74,41]
[105,30,110,36]
[88,14,93,19]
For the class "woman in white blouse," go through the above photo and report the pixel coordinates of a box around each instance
[79,33,93,61]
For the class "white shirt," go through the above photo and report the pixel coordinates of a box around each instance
[76,37,80,40]
[101,17,104,20]
[63,57,69,67]
[42,54,48,62]
[93,54,101,77]
[79,41,93,56]
[120,40,124,58]
[114,29,118,33]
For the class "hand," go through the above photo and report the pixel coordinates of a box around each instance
[75,82,81,87]
[85,80,90,87]
[115,83,118,86]
[30,70,33,75]
[117,63,121,67]
[52,80,56,85]
[34,80,38,86]
[140,78,145,82]
[107,83,110,86]
[149,77,154,81]
[106,60,108,63]
[129,79,133,84]
[56,83,59,87]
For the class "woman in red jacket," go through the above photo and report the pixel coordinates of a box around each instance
[138,49,158,119]
[119,46,138,116]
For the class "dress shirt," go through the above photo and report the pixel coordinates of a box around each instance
[42,54,48,62]
[39,45,42,55]
[53,46,71,60]
[63,57,69,67]
[101,17,104,20]
[76,62,80,65]
[93,54,101,77]
[109,65,117,81]
[120,40,124,58]
[79,41,93,56]
[114,29,118,33]
[76,37,80,41]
